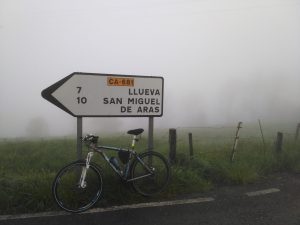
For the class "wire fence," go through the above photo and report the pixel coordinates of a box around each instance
[168,122,300,162]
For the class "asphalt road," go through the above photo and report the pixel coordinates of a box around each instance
[1,172,300,225]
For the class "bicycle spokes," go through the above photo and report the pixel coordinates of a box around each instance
[131,152,170,196]
[53,162,103,213]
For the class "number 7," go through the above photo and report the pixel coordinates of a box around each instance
[77,87,82,94]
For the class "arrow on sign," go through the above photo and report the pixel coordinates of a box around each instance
[42,72,164,117]
[42,74,74,116]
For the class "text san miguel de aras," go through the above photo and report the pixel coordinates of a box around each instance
[104,77,161,114]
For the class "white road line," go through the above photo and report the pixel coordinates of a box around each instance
[0,197,215,221]
[246,188,280,197]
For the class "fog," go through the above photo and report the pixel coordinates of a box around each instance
[1,0,300,137]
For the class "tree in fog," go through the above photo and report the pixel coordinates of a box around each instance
[26,117,50,138]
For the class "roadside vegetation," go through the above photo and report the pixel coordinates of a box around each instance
[1,123,300,214]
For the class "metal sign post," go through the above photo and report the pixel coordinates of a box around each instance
[148,117,154,151]
[77,117,83,160]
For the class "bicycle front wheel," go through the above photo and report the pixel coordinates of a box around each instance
[131,151,170,196]
[52,161,103,213]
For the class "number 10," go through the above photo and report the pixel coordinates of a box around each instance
[77,97,87,104]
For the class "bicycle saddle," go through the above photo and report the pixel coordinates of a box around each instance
[127,128,144,135]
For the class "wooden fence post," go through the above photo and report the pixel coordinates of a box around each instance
[275,132,283,153]
[295,123,300,142]
[230,122,243,162]
[169,128,177,164]
[188,133,194,160]
[258,120,266,157]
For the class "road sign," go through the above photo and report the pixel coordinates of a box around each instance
[42,72,164,117]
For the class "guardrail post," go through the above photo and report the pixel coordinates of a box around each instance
[169,128,177,164]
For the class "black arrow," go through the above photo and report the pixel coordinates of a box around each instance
[41,73,75,116]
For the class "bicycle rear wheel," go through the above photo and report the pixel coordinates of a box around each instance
[52,161,103,213]
[131,151,170,196]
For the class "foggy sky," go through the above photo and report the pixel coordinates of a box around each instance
[1,0,300,137]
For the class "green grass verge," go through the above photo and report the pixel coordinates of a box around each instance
[0,129,300,215]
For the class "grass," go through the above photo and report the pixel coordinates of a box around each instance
[0,124,300,215]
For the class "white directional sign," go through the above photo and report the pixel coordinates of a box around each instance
[42,72,164,117]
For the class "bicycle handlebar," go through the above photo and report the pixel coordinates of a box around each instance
[82,134,99,144]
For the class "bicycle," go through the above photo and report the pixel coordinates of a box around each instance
[52,128,170,213]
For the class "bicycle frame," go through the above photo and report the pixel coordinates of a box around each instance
[95,145,133,179]
[82,135,154,184]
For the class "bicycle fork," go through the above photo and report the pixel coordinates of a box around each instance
[79,152,94,188]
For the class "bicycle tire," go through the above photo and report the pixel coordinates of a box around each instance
[52,161,103,213]
[131,151,170,196]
